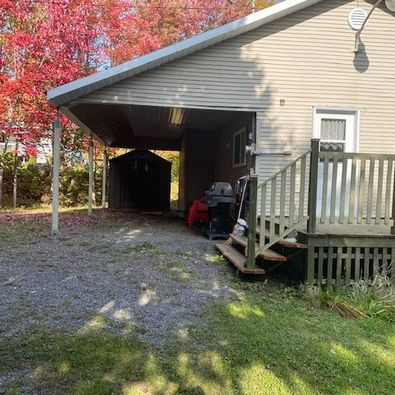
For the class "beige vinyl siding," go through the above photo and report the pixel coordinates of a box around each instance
[85,0,395,186]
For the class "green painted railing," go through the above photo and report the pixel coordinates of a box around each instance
[315,151,395,229]
[257,147,312,253]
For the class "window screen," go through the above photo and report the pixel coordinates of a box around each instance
[320,118,346,153]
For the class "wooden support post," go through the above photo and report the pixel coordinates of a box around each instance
[307,138,320,234]
[52,120,61,235]
[88,134,94,216]
[101,147,107,208]
[247,175,258,269]
[307,245,315,285]
[391,163,395,235]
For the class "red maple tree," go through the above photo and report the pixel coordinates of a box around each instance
[0,0,104,153]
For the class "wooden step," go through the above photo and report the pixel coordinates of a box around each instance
[229,234,287,262]
[215,243,265,275]
[254,228,308,250]
[264,233,308,250]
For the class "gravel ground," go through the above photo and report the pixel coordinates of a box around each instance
[0,210,236,347]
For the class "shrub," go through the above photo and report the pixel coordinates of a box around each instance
[1,157,51,206]
[303,273,395,322]
[60,165,103,207]
[0,160,103,208]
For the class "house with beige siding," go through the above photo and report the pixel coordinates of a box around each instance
[48,0,395,284]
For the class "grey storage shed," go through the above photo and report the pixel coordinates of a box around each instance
[109,150,171,210]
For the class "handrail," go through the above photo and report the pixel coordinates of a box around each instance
[319,152,395,160]
[258,148,312,252]
[259,149,312,187]
[249,140,395,268]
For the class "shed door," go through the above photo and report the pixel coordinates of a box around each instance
[314,110,358,218]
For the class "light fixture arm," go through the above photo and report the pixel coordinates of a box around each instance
[355,0,384,52]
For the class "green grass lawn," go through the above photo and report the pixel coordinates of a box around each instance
[1,280,394,395]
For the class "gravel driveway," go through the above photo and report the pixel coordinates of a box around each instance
[0,210,235,347]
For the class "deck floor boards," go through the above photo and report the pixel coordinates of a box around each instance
[261,216,393,237]
[297,222,393,236]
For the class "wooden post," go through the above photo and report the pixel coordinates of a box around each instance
[88,134,94,216]
[12,142,18,209]
[307,138,320,234]
[391,164,395,235]
[247,175,258,269]
[52,120,61,235]
[101,147,107,208]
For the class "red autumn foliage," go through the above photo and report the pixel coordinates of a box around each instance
[0,0,274,153]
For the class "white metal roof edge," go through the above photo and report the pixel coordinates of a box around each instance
[47,0,322,107]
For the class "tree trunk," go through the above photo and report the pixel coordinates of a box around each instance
[0,137,9,207]
[13,142,18,209]
[92,144,96,206]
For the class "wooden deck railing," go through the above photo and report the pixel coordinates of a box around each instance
[257,148,312,253]
[245,139,395,275]
[311,148,395,230]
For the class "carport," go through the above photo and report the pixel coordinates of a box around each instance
[49,100,255,233]
[47,10,265,233]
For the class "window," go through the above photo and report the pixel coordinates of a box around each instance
[320,118,346,153]
[313,109,359,154]
[233,127,246,167]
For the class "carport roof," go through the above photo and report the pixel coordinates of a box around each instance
[47,0,322,108]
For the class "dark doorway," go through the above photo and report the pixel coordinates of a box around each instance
[109,150,171,210]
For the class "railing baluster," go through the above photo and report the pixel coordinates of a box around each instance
[348,157,357,224]
[279,170,286,235]
[289,164,296,227]
[259,183,267,250]
[384,159,393,225]
[357,158,366,224]
[257,149,311,253]
[375,158,384,224]
[330,156,339,224]
[339,155,348,224]
[299,156,306,220]
[320,156,329,223]
[367,159,375,224]
[270,177,277,242]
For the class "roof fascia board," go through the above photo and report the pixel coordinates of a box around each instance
[48,0,321,108]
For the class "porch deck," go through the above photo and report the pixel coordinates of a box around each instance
[218,139,395,286]
[297,222,394,236]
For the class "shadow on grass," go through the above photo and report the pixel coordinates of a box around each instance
[1,293,394,395]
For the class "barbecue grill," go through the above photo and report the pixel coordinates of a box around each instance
[202,182,236,239]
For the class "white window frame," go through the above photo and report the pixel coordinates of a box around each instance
[233,127,247,167]
[312,108,360,153]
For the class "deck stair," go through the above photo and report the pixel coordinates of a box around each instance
[215,230,290,275]
[215,242,265,274]
[218,140,395,284]
[229,233,287,262]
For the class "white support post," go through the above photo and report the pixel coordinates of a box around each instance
[88,134,94,216]
[52,120,61,235]
[102,147,107,208]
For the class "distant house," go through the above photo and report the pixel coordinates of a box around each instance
[48,0,395,285]
[0,135,52,165]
